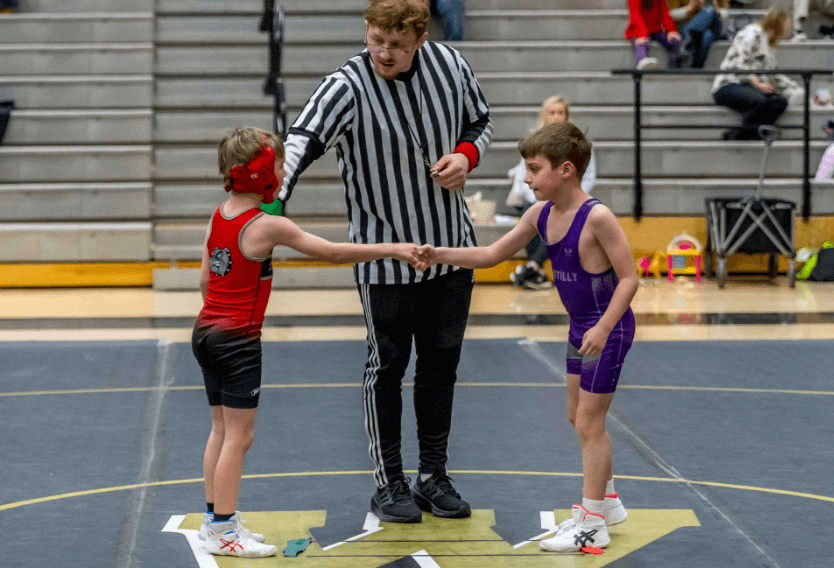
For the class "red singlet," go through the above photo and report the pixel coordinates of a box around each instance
[197,206,273,336]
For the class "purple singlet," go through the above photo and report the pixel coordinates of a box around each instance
[538,199,636,394]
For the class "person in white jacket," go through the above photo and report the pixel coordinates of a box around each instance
[506,96,597,289]
[712,8,800,140]
[815,119,834,180]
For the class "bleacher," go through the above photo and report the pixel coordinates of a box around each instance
[0,0,153,263]
[1,0,833,286]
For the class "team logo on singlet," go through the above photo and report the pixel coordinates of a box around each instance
[209,247,232,276]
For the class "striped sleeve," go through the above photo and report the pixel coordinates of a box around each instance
[277,74,356,204]
[454,51,493,168]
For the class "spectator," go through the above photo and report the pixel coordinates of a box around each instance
[670,0,729,67]
[506,96,597,290]
[790,0,834,40]
[712,7,801,140]
[815,119,834,180]
[626,0,683,70]
[430,0,465,41]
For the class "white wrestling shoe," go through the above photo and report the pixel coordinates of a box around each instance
[540,505,610,552]
[603,493,628,526]
[198,512,266,543]
[551,494,628,537]
[204,520,277,558]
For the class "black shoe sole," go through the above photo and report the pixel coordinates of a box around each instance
[411,489,472,519]
[369,498,423,523]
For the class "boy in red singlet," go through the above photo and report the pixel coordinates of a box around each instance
[192,127,424,557]
[421,122,638,552]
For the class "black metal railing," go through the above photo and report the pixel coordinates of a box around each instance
[611,68,832,221]
[261,0,287,139]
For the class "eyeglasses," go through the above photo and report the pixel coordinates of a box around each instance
[364,32,419,55]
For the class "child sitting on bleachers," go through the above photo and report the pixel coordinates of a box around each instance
[627,0,683,69]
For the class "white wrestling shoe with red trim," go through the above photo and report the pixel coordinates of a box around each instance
[540,504,610,552]
[198,511,266,543]
[551,493,628,537]
[603,493,628,526]
[204,519,276,558]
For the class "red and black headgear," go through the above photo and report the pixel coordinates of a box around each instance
[224,146,280,204]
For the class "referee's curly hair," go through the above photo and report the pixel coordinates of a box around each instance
[365,0,430,37]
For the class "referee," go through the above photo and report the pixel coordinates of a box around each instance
[266,0,492,523]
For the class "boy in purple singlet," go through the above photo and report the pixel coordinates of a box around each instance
[421,122,638,552]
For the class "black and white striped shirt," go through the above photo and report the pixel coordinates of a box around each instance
[279,42,493,285]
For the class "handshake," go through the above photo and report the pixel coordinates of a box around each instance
[402,244,438,272]
[382,243,442,271]
[391,242,482,272]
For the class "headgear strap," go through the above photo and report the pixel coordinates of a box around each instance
[224,146,280,204]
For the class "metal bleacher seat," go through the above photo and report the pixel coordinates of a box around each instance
[2,0,831,286]
[0,0,153,261]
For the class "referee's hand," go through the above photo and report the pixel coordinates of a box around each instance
[430,153,469,190]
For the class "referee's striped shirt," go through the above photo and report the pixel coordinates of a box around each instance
[278,42,494,285]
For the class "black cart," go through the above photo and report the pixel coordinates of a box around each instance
[704,126,797,288]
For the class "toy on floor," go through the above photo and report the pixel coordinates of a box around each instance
[666,232,703,283]
[636,251,666,280]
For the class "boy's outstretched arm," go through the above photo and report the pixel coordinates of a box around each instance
[579,207,639,356]
[261,215,423,266]
[427,203,541,268]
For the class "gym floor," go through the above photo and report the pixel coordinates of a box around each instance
[1,277,832,568]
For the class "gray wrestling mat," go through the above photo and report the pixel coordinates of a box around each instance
[1,339,832,567]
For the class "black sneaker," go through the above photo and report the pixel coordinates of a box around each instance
[523,268,552,290]
[411,473,471,518]
[510,264,538,288]
[370,478,423,523]
[510,264,532,287]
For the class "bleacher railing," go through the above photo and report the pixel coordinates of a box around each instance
[612,68,833,222]
[261,0,287,139]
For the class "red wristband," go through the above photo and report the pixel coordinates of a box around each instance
[453,142,479,173]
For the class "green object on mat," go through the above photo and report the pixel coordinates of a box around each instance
[261,199,283,216]
[283,538,311,557]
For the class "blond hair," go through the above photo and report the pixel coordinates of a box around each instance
[519,122,592,179]
[761,6,790,47]
[365,0,430,37]
[218,127,284,187]
[536,96,570,130]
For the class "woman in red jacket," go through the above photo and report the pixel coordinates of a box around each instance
[626,0,683,69]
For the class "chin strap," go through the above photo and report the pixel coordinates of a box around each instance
[224,146,280,204]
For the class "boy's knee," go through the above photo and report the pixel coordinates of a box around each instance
[226,427,255,451]
[574,413,604,440]
[574,416,591,439]
[238,430,255,452]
